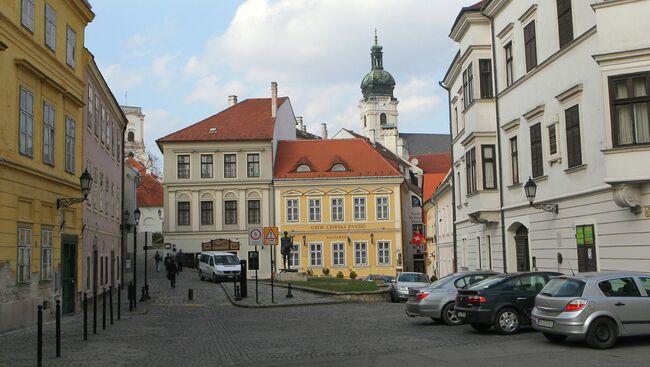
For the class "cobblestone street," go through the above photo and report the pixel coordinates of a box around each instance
[1,258,650,367]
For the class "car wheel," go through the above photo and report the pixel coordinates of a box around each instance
[543,332,568,343]
[441,302,463,326]
[586,317,617,349]
[199,270,204,281]
[494,308,520,335]
[470,323,491,332]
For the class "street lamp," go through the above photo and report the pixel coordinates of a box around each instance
[524,177,559,214]
[132,208,141,307]
[57,169,93,209]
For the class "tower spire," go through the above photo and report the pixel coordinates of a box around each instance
[374,28,378,45]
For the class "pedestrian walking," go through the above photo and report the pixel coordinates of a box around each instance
[164,253,172,269]
[167,261,177,288]
[176,250,184,273]
[154,251,162,272]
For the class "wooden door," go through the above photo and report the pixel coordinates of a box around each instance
[515,226,530,272]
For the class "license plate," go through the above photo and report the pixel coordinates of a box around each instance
[538,319,554,328]
[457,311,466,318]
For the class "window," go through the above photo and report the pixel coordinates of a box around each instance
[200,201,213,225]
[565,105,582,167]
[454,106,459,135]
[353,197,366,220]
[413,224,423,235]
[332,242,345,267]
[43,103,55,166]
[106,119,112,152]
[530,123,544,178]
[465,147,477,194]
[548,124,558,155]
[482,145,497,189]
[247,154,260,177]
[19,87,34,157]
[94,97,100,137]
[310,243,322,267]
[462,63,474,108]
[639,277,650,296]
[177,155,190,179]
[354,242,368,266]
[479,59,493,98]
[17,226,31,283]
[66,26,76,68]
[65,116,75,173]
[599,278,641,297]
[127,131,134,142]
[505,42,514,87]
[331,164,346,172]
[177,201,190,226]
[100,107,106,143]
[331,198,344,221]
[380,113,387,126]
[296,164,311,172]
[308,198,321,222]
[510,137,519,184]
[286,199,299,222]
[524,21,537,72]
[411,196,421,208]
[41,229,53,281]
[248,200,260,224]
[376,197,389,220]
[609,72,650,147]
[289,245,300,268]
[45,4,56,50]
[224,154,237,178]
[200,155,213,178]
[87,85,93,129]
[225,200,237,225]
[377,241,390,265]
[557,0,573,48]
[21,0,34,31]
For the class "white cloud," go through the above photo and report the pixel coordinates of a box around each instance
[100,63,144,90]
[185,76,247,109]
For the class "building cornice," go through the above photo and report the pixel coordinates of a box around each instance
[592,47,650,66]
[444,45,492,85]
[450,12,490,42]
[15,58,84,107]
[555,83,584,103]
[592,0,644,10]
[522,104,545,121]
[460,131,497,147]
[482,0,511,17]
[518,4,537,24]
[501,118,520,133]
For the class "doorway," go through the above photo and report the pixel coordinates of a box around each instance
[576,224,597,272]
[514,226,530,272]
[61,235,78,314]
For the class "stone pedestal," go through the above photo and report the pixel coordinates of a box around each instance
[276,272,308,282]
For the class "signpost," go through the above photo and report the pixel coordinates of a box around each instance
[263,227,279,303]
[249,227,263,246]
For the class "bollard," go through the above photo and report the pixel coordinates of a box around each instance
[286,283,294,298]
[56,299,61,357]
[93,290,97,334]
[188,288,193,301]
[235,284,242,301]
[109,286,114,325]
[83,293,87,341]
[102,287,106,330]
[117,284,121,320]
[37,305,42,367]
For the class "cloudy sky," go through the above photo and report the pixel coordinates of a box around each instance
[86,0,477,157]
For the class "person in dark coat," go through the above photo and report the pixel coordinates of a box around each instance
[167,260,177,288]
[176,250,184,273]
[164,253,172,269]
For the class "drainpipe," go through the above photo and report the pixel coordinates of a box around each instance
[438,81,457,273]
[481,6,508,273]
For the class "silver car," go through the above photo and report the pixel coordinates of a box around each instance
[405,271,497,325]
[532,272,650,349]
[389,272,430,302]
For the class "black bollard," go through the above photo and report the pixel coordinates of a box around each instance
[188,288,193,301]
[102,287,106,330]
[117,284,121,320]
[37,305,42,367]
[83,293,87,341]
[56,299,61,357]
[286,283,294,298]
[93,290,97,334]
[109,286,114,325]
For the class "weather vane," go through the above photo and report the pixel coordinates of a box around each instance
[374,28,378,45]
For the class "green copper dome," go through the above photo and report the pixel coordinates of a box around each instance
[361,37,395,100]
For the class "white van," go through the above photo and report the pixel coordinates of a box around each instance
[198,251,241,282]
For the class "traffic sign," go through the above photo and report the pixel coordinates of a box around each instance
[249,227,263,246]
[263,226,279,245]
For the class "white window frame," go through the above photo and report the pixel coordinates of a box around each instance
[45,4,56,50]
[331,242,346,267]
[286,198,299,222]
[376,196,389,220]
[19,87,34,157]
[308,198,321,222]
[353,196,366,221]
[377,240,391,265]
[309,243,322,267]
[290,244,300,268]
[331,197,344,222]
[41,228,53,281]
[43,102,55,166]
[247,153,260,178]
[65,116,75,173]
[21,0,35,32]
[177,154,190,179]
[354,241,368,266]
[66,26,76,68]
[224,153,237,178]
[17,225,32,283]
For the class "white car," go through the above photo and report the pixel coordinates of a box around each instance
[198,251,241,283]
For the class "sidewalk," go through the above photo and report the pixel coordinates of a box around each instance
[220,278,347,308]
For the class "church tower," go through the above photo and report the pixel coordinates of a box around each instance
[359,32,400,155]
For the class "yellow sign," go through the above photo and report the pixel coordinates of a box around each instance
[263,227,279,245]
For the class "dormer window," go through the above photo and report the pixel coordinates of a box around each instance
[296,164,311,172]
[331,164,346,172]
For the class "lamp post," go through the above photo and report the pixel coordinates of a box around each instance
[56,169,93,209]
[524,177,559,214]
[141,209,151,301]
[133,208,141,307]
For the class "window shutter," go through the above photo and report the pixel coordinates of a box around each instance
[557,0,573,48]
[524,22,537,72]
[530,123,544,177]
[565,105,582,167]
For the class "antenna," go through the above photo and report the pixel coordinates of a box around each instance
[567,260,575,276]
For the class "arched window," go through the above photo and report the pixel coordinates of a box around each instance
[380,113,387,126]
[331,164,346,172]
[296,164,311,172]
[411,195,421,207]
[127,131,135,142]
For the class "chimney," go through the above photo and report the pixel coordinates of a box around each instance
[321,123,328,140]
[228,95,238,106]
[296,116,304,131]
[271,82,278,118]
[369,129,376,144]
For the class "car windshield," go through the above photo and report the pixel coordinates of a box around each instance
[424,274,456,289]
[468,274,506,289]
[539,278,585,297]
[398,273,429,283]
[215,255,239,265]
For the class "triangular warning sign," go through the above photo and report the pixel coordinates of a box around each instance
[266,231,276,240]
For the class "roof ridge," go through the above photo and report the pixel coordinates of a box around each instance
[361,139,403,177]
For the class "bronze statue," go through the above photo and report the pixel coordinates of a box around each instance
[280,231,294,272]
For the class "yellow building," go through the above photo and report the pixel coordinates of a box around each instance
[273,139,404,279]
[0,0,94,332]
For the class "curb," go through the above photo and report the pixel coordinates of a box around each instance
[267,281,390,296]
[219,283,349,309]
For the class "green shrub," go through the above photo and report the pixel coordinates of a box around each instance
[349,270,358,279]
[322,267,330,276]
[306,269,314,276]
[336,271,344,279]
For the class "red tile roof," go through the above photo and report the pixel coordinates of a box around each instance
[156,97,288,146]
[423,173,448,201]
[274,139,402,179]
[411,153,452,174]
[136,174,164,207]
[126,156,146,175]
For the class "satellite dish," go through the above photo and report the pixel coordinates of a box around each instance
[410,158,419,166]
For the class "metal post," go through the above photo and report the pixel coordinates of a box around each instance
[55,299,61,357]
[37,305,42,367]
[117,284,121,320]
[109,286,114,325]
[143,232,150,300]
[133,225,137,309]
[286,283,294,298]
[254,245,259,304]
[188,289,193,301]
[93,290,97,334]
[271,246,275,303]
[83,292,88,340]
[102,287,106,330]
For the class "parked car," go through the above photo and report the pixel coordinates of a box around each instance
[455,271,562,334]
[198,251,241,283]
[406,271,498,325]
[364,274,395,285]
[531,272,650,349]
[389,272,430,302]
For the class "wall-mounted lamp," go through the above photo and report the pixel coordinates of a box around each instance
[370,233,374,244]
[524,177,559,214]
[302,235,307,246]
[56,169,93,209]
